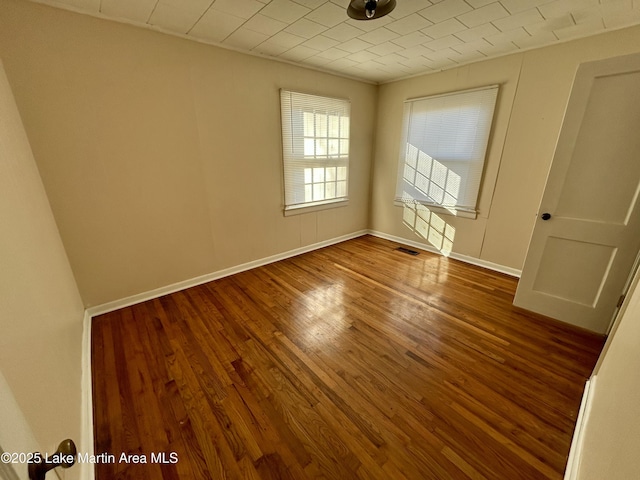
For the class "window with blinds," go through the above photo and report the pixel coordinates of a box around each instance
[280,90,350,213]
[395,85,498,218]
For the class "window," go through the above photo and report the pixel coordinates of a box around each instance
[280,90,350,214]
[395,85,498,218]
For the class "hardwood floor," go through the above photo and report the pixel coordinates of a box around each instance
[91,235,605,479]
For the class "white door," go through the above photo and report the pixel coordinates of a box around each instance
[514,52,640,334]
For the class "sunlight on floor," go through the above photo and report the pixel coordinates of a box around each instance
[302,281,349,346]
[402,201,456,255]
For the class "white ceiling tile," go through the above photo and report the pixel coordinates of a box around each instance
[278,44,320,60]
[243,14,288,35]
[420,17,467,38]
[302,55,336,66]
[451,38,492,53]
[603,5,640,28]
[224,28,270,49]
[477,40,519,56]
[350,59,382,70]
[327,57,360,71]
[500,0,555,14]
[365,62,395,74]
[425,57,458,69]
[255,41,291,55]
[453,22,500,41]
[211,0,266,19]
[189,9,245,41]
[553,18,604,39]
[260,0,311,23]
[375,52,411,65]
[358,27,400,44]
[101,0,156,22]
[391,31,430,47]
[457,2,510,28]
[300,34,340,50]
[292,0,326,7]
[304,2,345,27]
[524,15,574,34]
[267,30,307,47]
[572,2,631,25]
[30,0,640,82]
[388,0,435,19]
[339,38,375,52]
[284,18,328,38]
[419,0,473,23]
[512,30,557,48]
[455,50,487,64]
[55,0,100,10]
[465,0,496,7]
[315,47,350,59]
[385,14,433,34]
[376,60,407,71]
[538,0,600,20]
[397,44,433,58]
[423,34,462,50]
[367,41,404,55]
[148,4,203,33]
[347,50,380,62]
[397,55,432,68]
[160,0,214,10]
[322,23,366,41]
[485,26,531,45]
[492,8,545,31]
[424,46,463,60]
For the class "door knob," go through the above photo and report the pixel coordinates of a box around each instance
[28,439,76,480]
[541,213,552,220]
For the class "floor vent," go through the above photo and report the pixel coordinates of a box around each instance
[396,247,419,256]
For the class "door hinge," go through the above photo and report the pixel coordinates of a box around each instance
[617,294,626,308]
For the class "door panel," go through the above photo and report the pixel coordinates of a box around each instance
[514,53,640,333]
[555,70,640,225]
[532,237,615,306]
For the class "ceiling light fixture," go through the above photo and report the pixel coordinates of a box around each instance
[347,0,397,20]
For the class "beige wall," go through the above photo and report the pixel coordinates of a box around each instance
[372,25,640,270]
[3,0,640,307]
[572,269,640,479]
[0,0,377,307]
[0,60,84,477]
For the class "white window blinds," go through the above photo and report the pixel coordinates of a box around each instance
[395,85,498,216]
[280,90,350,212]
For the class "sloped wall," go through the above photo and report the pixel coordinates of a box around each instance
[0,61,84,478]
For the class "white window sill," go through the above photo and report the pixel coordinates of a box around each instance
[393,200,477,219]
[284,199,349,216]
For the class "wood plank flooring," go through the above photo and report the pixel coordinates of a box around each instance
[91,235,605,479]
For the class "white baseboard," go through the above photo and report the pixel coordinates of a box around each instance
[86,230,368,318]
[367,230,522,278]
[79,310,95,480]
[80,230,367,474]
[565,376,596,480]
[86,228,520,318]
[80,226,517,468]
